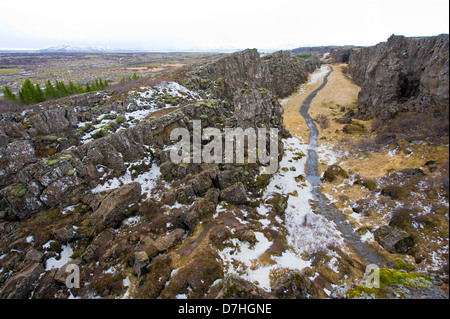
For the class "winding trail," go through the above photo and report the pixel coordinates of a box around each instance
[299,65,386,266]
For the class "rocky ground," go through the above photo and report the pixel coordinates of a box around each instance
[0,36,448,299]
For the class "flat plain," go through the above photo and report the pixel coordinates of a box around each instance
[0,52,220,93]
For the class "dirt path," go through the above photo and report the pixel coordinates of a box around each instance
[281,63,387,266]
[281,65,331,143]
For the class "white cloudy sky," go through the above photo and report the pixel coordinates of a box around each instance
[0,0,448,50]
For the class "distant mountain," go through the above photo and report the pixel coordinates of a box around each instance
[0,45,277,54]
[38,45,130,53]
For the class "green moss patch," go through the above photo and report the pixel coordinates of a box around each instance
[346,268,433,299]
[5,184,27,198]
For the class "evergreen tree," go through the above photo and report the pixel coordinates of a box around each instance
[104,79,108,87]
[99,78,104,89]
[85,83,91,92]
[55,81,68,97]
[120,77,126,84]
[2,86,17,101]
[76,83,85,93]
[132,72,139,81]
[19,79,37,104]
[34,83,45,103]
[44,80,58,100]
[68,81,78,95]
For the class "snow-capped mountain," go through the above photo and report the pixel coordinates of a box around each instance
[39,45,127,53]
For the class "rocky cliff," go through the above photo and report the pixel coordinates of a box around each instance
[0,49,321,299]
[262,50,320,98]
[348,34,449,120]
[292,46,360,63]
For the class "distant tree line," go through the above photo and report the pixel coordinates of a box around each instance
[2,78,109,105]
[119,72,141,84]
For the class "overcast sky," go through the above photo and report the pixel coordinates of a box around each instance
[0,0,449,51]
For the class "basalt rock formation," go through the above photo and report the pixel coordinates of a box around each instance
[348,34,449,120]
[0,49,321,299]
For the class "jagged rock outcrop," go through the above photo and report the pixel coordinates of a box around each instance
[291,46,360,63]
[185,49,273,101]
[261,50,320,98]
[0,48,324,300]
[89,182,142,232]
[184,48,319,130]
[271,270,324,299]
[348,34,449,120]
[329,48,355,63]
[374,225,415,254]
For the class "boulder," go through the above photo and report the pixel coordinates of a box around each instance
[216,275,276,299]
[217,170,237,190]
[81,229,115,262]
[153,229,185,252]
[353,176,377,190]
[40,174,85,208]
[381,185,408,200]
[1,181,43,220]
[4,140,36,174]
[267,193,288,216]
[220,183,247,205]
[176,184,195,205]
[322,165,349,182]
[160,246,223,299]
[374,225,415,254]
[204,188,220,206]
[0,263,44,299]
[162,190,177,206]
[52,226,77,243]
[139,254,173,298]
[89,182,142,232]
[183,198,216,230]
[389,208,414,229]
[271,271,323,299]
[23,249,44,265]
[191,173,213,196]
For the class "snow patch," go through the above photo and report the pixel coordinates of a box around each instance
[45,244,74,271]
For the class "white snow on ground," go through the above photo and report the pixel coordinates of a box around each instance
[156,81,201,99]
[91,157,165,199]
[219,231,311,291]
[218,137,344,291]
[77,82,200,145]
[317,144,342,166]
[266,137,344,254]
[309,65,330,85]
[218,66,344,291]
[121,277,132,299]
[45,244,74,271]
[131,81,200,110]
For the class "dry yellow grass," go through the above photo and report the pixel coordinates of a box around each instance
[302,63,449,178]
[281,62,449,270]
[280,65,332,143]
